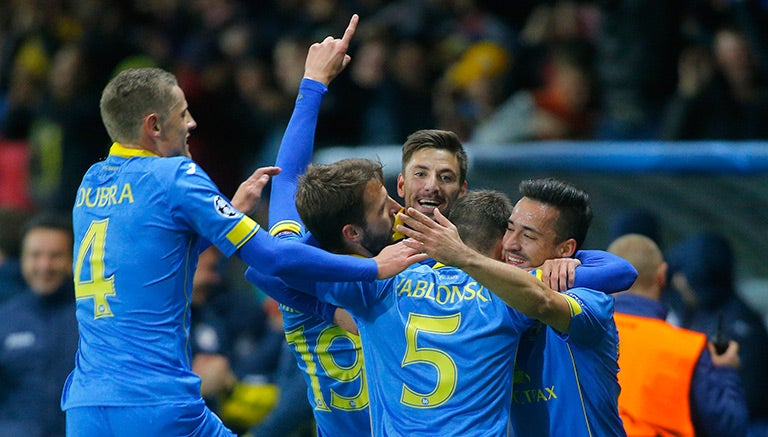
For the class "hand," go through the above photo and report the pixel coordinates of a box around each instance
[708,339,741,369]
[193,353,237,397]
[333,308,359,335]
[303,14,359,85]
[230,166,281,216]
[373,240,428,279]
[536,258,580,292]
[396,207,474,268]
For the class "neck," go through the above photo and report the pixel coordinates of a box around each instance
[628,286,661,302]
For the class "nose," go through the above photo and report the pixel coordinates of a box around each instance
[423,175,439,193]
[387,196,401,215]
[187,113,197,130]
[502,231,520,251]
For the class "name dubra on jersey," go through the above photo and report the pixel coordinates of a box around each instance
[75,184,135,208]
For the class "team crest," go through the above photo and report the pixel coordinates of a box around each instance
[213,195,238,218]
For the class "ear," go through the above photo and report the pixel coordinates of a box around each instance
[396,173,405,198]
[144,113,161,137]
[459,179,468,197]
[557,238,577,258]
[341,223,363,244]
[656,261,668,289]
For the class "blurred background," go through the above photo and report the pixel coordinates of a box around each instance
[1,1,767,435]
[0,0,766,332]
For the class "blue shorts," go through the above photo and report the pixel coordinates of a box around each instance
[65,400,235,437]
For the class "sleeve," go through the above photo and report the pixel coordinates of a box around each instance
[245,267,336,323]
[689,348,749,437]
[260,79,341,321]
[558,287,615,346]
[239,227,378,282]
[268,78,327,232]
[246,266,385,316]
[573,250,638,294]
[170,158,258,257]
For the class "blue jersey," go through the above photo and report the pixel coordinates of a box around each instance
[63,144,262,409]
[266,78,372,436]
[63,141,378,411]
[510,288,625,437]
[308,264,534,436]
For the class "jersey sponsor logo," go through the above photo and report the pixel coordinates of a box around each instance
[213,195,238,218]
[396,278,491,305]
[511,385,558,404]
[75,184,135,208]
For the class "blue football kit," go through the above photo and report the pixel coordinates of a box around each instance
[63,138,382,435]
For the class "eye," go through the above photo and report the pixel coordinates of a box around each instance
[439,174,455,183]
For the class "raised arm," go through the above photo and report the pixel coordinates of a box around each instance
[269,14,359,231]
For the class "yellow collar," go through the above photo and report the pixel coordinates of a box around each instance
[109,142,159,158]
[432,262,446,269]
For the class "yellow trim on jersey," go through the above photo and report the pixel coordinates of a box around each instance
[227,216,260,248]
[269,220,302,237]
[561,294,583,317]
[530,268,543,281]
[432,262,446,269]
[109,142,160,158]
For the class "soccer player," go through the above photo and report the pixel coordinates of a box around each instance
[259,16,386,435]
[61,15,421,437]
[400,177,633,436]
[249,189,577,435]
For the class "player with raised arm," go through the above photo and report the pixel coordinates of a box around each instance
[61,14,421,436]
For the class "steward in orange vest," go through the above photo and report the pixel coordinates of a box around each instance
[615,311,704,436]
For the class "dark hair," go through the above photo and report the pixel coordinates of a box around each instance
[447,189,512,255]
[296,158,384,253]
[22,211,74,248]
[401,129,467,185]
[518,177,592,250]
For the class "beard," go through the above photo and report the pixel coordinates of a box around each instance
[360,225,394,256]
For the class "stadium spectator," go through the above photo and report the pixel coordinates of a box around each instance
[0,207,29,304]
[608,233,748,437]
[0,212,77,437]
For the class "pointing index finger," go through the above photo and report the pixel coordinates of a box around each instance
[340,14,359,49]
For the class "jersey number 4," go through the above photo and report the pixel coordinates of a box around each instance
[74,219,116,319]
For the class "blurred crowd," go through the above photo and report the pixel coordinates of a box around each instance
[1,0,767,212]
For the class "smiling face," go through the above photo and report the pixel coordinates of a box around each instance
[501,197,573,268]
[21,227,73,296]
[155,85,197,158]
[397,148,467,218]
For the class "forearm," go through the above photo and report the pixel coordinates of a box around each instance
[239,231,377,282]
[245,267,336,322]
[269,78,327,228]
[574,250,638,293]
[690,352,749,436]
[459,249,571,332]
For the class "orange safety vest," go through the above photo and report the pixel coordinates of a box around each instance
[615,312,707,437]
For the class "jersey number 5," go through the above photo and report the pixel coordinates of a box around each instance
[401,312,460,408]
[74,219,116,319]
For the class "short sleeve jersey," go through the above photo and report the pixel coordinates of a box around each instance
[316,264,535,436]
[509,287,625,437]
[62,144,259,409]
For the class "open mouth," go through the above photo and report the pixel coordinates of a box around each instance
[417,199,441,210]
